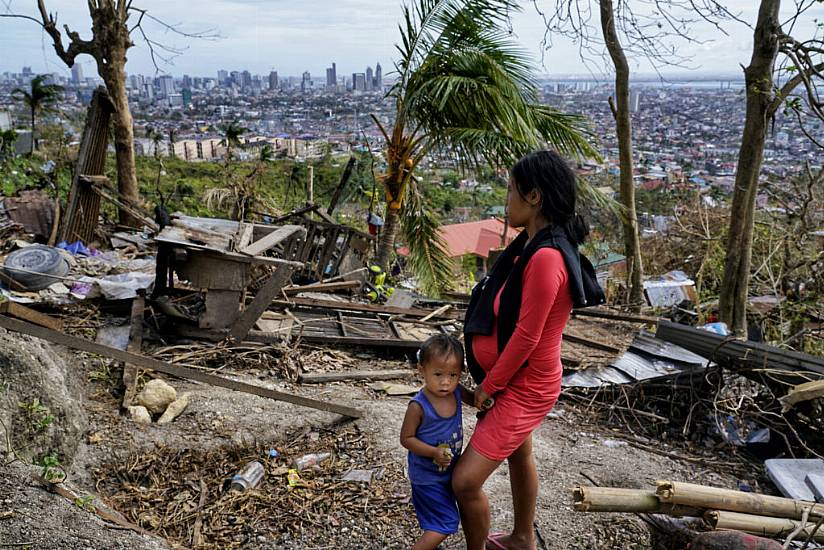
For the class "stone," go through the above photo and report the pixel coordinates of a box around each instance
[157,394,189,425]
[0,328,88,465]
[127,406,151,424]
[135,379,177,414]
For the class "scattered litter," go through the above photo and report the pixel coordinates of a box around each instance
[229,461,265,492]
[601,439,627,449]
[765,458,824,501]
[292,452,332,471]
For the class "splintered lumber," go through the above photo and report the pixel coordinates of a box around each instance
[0,301,62,331]
[656,481,824,520]
[239,225,305,257]
[705,510,824,542]
[299,369,414,384]
[0,314,362,419]
[572,486,701,516]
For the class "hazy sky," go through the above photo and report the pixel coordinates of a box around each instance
[1,1,822,80]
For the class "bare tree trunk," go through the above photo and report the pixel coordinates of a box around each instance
[599,0,644,308]
[104,64,140,227]
[719,0,781,336]
[376,206,400,270]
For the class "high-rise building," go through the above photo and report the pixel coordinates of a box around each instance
[326,62,337,89]
[301,71,311,92]
[158,75,175,98]
[241,70,252,89]
[630,89,641,113]
[230,71,240,86]
[365,66,373,91]
[71,63,84,84]
[352,73,366,92]
[374,62,382,91]
[182,74,192,89]
[217,70,228,86]
[22,66,33,77]
[268,71,279,90]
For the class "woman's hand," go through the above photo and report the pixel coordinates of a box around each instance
[474,386,494,411]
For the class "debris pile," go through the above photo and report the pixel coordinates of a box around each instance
[95,425,416,549]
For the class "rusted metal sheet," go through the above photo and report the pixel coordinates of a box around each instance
[2,190,56,239]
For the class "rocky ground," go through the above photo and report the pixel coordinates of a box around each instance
[0,326,767,550]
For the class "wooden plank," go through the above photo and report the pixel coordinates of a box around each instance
[299,369,414,384]
[299,333,421,349]
[283,280,361,295]
[121,295,144,409]
[239,225,305,257]
[0,314,362,419]
[271,296,463,319]
[573,308,659,324]
[562,333,622,354]
[87,181,159,231]
[229,265,295,342]
[0,301,62,331]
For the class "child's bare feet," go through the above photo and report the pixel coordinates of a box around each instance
[485,532,536,550]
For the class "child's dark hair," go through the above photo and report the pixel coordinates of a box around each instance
[511,149,589,246]
[417,334,464,368]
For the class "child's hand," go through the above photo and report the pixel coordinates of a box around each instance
[433,445,453,469]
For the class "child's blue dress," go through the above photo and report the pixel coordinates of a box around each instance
[407,388,463,535]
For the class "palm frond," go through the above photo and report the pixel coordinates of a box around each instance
[400,179,454,297]
[203,187,233,211]
[396,3,596,167]
[576,174,626,219]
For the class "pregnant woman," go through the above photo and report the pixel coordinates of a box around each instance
[453,150,604,550]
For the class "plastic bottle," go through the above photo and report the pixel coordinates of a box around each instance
[229,461,265,492]
[291,452,331,471]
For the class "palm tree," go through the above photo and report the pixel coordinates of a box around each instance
[219,121,248,162]
[11,75,64,155]
[206,144,275,221]
[372,0,598,294]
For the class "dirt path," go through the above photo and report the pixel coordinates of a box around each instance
[3,348,759,549]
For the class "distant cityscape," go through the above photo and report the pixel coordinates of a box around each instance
[1,61,822,226]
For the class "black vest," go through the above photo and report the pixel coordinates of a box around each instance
[463,225,605,384]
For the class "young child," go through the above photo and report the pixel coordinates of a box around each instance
[400,334,473,550]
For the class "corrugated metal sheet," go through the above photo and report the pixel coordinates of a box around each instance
[562,331,709,388]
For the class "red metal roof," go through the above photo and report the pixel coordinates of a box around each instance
[438,218,520,259]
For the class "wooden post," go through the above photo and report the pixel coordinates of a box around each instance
[307,165,314,205]
[59,86,115,244]
[327,155,356,215]
[121,295,144,409]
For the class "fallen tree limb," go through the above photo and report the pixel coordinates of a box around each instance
[0,315,362,419]
[705,510,824,543]
[572,486,701,516]
[657,481,824,521]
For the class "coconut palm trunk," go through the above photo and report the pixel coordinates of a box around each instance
[371,0,598,292]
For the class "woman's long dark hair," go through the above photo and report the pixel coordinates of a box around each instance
[511,149,589,246]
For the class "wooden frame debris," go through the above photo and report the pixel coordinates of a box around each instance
[0,314,362,419]
[0,300,62,331]
[59,86,113,244]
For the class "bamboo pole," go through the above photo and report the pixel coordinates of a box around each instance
[705,510,824,543]
[572,486,701,516]
[656,481,824,521]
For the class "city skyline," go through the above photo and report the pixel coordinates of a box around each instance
[2,1,822,80]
